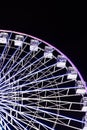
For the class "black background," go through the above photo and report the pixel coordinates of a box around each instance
[0,2,87,81]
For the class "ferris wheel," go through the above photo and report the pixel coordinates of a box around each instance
[0,29,87,130]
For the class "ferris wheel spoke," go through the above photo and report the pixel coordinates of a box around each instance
[6,46,41,76]
[0,33,12,70]
[0,114,11,130]
[1,52,36,85]
[1,49,31,79]
[1,36,27,73]
[0,70,66,92]
[1,55,43,83]
[30,107,84,124]
[25,113,56,127]
[0,30,86,130]
[0,90,83,130]
[1,97,82,118]
[0,85,79,104]
[20,114,40,130]
[0,106,39,130]
[2,64,63,91]
[24,113,54,130]
[34,105,83,113]
[4,44,28,74]
[39,98,83,105]
[1,46,21,74]
[0,100,81,127]
[0,56,44,89]
[13,53,53,83]
[1,46,24,76]
[3,86,78,95]
[0,109,25,130]
[0,32,12,60]
[3,97,82,106]
[54,121,82,130]
[0,50,59,88]
[25,113,81,130]
[0,77,77,95]
[1,101,54,130]
[15,62,57,85]
[35,111,83,130]
[38,79,75,91]
[18,104,85,129]
[4,49,39,74]
[41,93,81,100]
[3,60,56,88]
[0,48,53,85]
[24,73,67,85]
[32,66,65,82]
[29,57,52,73]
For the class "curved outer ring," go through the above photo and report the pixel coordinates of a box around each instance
[0,29,86,89]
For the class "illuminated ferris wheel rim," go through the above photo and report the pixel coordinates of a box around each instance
[0,29,87,130]
[0,29,86,87]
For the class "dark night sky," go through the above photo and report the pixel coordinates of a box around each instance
[0,3,87,82]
